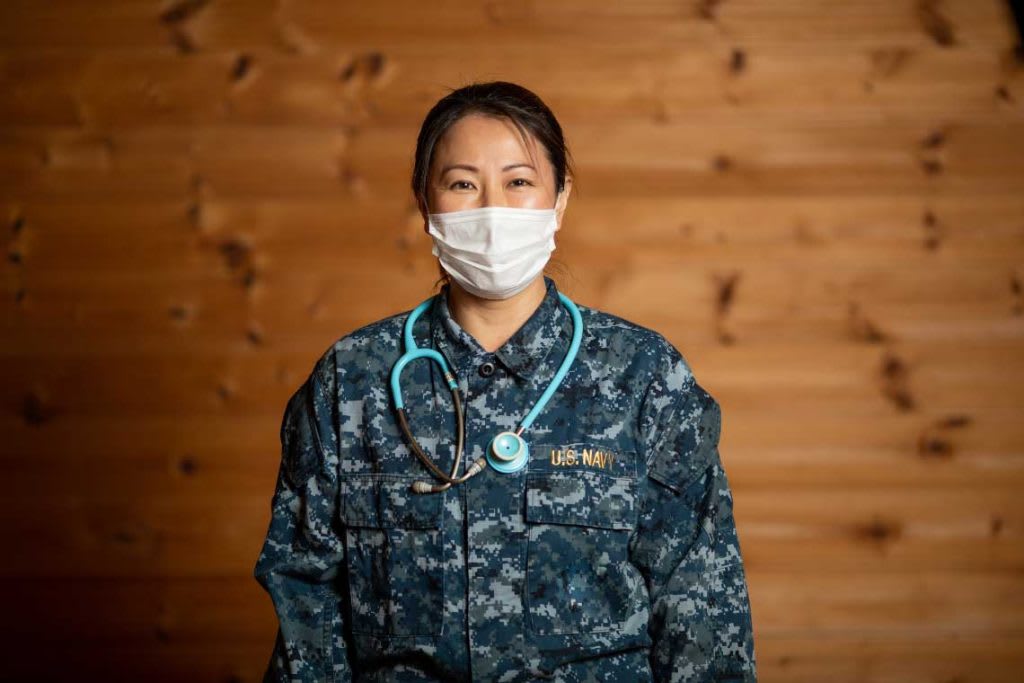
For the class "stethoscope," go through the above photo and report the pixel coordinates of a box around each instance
[389,291,583,494]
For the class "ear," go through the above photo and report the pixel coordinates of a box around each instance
[554,176,573,232]
[417,196,430,234]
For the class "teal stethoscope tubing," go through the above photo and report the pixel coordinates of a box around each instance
[390,292,584,493]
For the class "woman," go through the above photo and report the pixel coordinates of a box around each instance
[255,81,757,683]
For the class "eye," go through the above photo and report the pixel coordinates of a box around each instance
[450,180,475,190]
[509,178,533,187]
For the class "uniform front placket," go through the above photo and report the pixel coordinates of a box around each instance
[459,346,531,682]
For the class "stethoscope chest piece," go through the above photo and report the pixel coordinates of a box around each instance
[486,431,529,473]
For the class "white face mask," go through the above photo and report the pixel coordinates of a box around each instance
[427,206,559,300]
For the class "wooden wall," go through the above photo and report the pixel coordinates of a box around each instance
[2,1,1023,680]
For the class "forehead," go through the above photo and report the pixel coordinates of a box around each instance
[432,113,543,167]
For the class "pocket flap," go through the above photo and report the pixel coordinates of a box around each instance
[340,475,443,529]
[524,471,636,531]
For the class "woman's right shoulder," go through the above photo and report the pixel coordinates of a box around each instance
[335,308,411,354]
[304,307,416,385]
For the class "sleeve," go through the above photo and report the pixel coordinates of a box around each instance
[629,342,757,682]
[253,349,353,683]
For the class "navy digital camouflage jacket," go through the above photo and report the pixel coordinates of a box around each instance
[254,275,757,682]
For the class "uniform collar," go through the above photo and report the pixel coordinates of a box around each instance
[429,276,569,382]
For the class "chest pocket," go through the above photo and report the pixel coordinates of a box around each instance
[339,474,445,637]
[523,469,641,636]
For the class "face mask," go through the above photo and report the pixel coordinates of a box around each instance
[427,206,559,300]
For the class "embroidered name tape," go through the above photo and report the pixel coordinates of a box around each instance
[548,447,617,470]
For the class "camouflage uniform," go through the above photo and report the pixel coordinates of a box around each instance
[254,276,757,682]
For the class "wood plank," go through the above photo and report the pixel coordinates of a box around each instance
[3,118,1023,199]
[2,636,1024,683]
[0,338,1021,415]
[754,634,1024,683]
[0,486,1020,577]
[721,412,1024,488]
[3,572,1020,640]
[0,1,1013,52]
[748,571,1024,636]
[4,401,1022,504]
[734,487,1024,573]
[0,643,269,683]
[7,193,1024,252]
[4,43,1022,128]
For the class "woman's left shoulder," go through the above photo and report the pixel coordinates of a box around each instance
[575,301,693,379]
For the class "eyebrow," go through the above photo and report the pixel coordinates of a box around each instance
[440,162,536,175]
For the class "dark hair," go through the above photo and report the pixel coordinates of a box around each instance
[411,81,575,215]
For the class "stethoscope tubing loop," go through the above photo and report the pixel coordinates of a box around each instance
[392,290,583,493]
[389,348,457,409]
[394,385,467,487]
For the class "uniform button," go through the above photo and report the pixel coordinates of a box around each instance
[478,361,496,377]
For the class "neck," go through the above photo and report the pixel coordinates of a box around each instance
[447,276,547,353]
